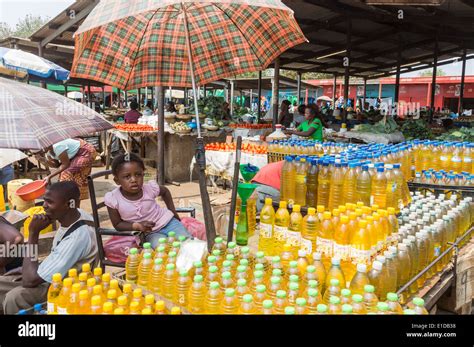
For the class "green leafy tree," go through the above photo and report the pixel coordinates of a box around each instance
[418,69,446,77]
[0,14,49,40]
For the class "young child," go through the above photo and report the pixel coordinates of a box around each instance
[105,153,191,248]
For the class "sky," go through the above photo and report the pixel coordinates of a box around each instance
[0,0,472,77]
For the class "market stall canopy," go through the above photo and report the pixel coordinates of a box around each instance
[0,77,113,150]
[317,95,333,102]
[279,0,474,78]
[0,149,27,168]
[0,47,70,82]
[67,91,84,99]
[71,0,307,89]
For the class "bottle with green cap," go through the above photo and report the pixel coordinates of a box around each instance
[221,288,239,314]
[149,258,165,294]
[273,201,290,255]
[225,241,239,259]
[141,242,154,258]
[316,303,328,315]
[363,284,379,313]
[166,251,178,265]
[259,197,275,256]
[254,284,267,309]
[262,299,274,314]
[236,265,250,282]
[340,288,352,305]
[255,251,268,268]
[288,282,301,305]
[239,258,249,269]
[212,249,224,267]
[284,306,296,315]
[205,281,223,314]
[125,248,140,283]
[386,292,403,314]
[349,263,370,296]
[307,288,322,314]
[328,296,342,314]
[153,245,168,263]
[205,265,220,289]
[167,231,176,247]
[188,275,206,314]
[236,278,250,301]
[323,278,341,305]
[191,260,204,279]
[212,236,227,254]
[225,254,237,273]
[171,241,181,254]
[161,263,178,301]
[137,252,153,287]
[403,309,416,315]
[311,252,327,294]
[206,255,218,272]
[351,294,367,314]
[411,297,429,315]
[268,276,282,299]
[295,297,308,315]
[286,261,301,282]
[239,294,257,315]
[221,260,233,275]
[274,290,289,314]
[251,270,265,295]
[178,235,187,243]
[342,304,353,315]
[176,269,191,306]
[376,302,390,315]
[280,243,295,270]
[307,279,319,290]
[221,271,234,291]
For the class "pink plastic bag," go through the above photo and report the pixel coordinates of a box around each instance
[103,236,140,264]
[181,217,207,241]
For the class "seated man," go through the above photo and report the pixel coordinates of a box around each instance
[0,181,98,314]
[251,161,283,212]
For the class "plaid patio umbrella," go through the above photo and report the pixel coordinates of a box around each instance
[0,77,113,150]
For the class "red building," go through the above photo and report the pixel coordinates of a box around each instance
[306,76,474,112]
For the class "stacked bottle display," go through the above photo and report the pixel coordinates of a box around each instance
[413,169,474,187]
[258,193,473,302]
[280,156,411,211]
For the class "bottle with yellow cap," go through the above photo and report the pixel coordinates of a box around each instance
[125,248,140,283]
[86,278,96,297]
[286,204,303,258]
[350,220,372,267]
[92,285,106,303]
[129,301,141,315]
[170,307,182,315]
[80,263,92,279]
[68,268,78,284]
[90,295,102,314]
[258,198,275,256]
[131,288,144,311]
[78,272,88,291]
[114,308,125,315]
[301,207,319,256]
[122,283,133,305]
[67,283,81,314]
[56,277,73,314]
[76,290,91,314]
[154,300,166,315]
[117,295,130,314]
[93,267,102,285]
[106,289,118,311]
[333,215,352,281]
[101,273,111,294]
[273,201,290,255]
[188,275,206,314]
[47,273,62,314]
[331,209,341,229]
[102,302,114,315]
[176,269,191,307]
[109,279,122,297]
[317,212,335,269]
[143,294,155,312]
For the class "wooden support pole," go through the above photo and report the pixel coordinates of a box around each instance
[459,49,467,114]
[257,71,262,122]
[156,86,165,185]
[272,57,280,128]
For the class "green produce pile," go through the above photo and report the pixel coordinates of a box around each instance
[353,116,399,134]
[189,96,225,119]
[400,120,434,140]
[437,127,474,142]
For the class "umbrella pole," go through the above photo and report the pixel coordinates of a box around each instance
[182,2,216,251]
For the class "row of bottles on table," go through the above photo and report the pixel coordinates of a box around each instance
[121,236,429,314]
[259,198,400,266]
[46,263,183,315]
[413,169,474,186]
[281,156,410,212]
[268,140,352,157]
[412,140,473,175]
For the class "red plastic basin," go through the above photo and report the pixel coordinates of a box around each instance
[15,180,47,202]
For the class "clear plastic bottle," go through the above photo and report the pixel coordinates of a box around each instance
[161,263,178,301]
[318,212,335,267]
[311,253,327,294]
[274,290,289,314]
[76,290,91,314]
[221,288,240,314]
[411,297,429,315]
[90,295,103,314]
[372,167,388,208]
[287,204,303,256]
[206,266,220,289]
[356,165,372,206]
[351,294,367,314]
[236,278,250,301]
[204,281,223,314]
[221,271,235,291]
[367,261,385,299]
[317,160,331,209]
[343,162,359,204]
[268,276,282,299]
[295,297,309,315]
[295,158,308,206]
[325,257,346,291]
[137,253,153,287]
[56,277,73,315]
[125,248,140,283]
[386,292,403,314]
[329,163,345,211]
[323,278,341,305]
[350,263,371,296]
[333,215,352,281]
[188,275,206,314]
[239,294,257,315]
[281,156,296,204]
[316,303,329,315]
[328,296,342,314]
[259,198,275,255]
[273,201,290,255]
[306,288,322,314]
[306,159,319,208]
[301,207,319,256]
[47,273,62,314]
[262,299,274,314]
[363,284,379,313]
[176,270,191,307]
